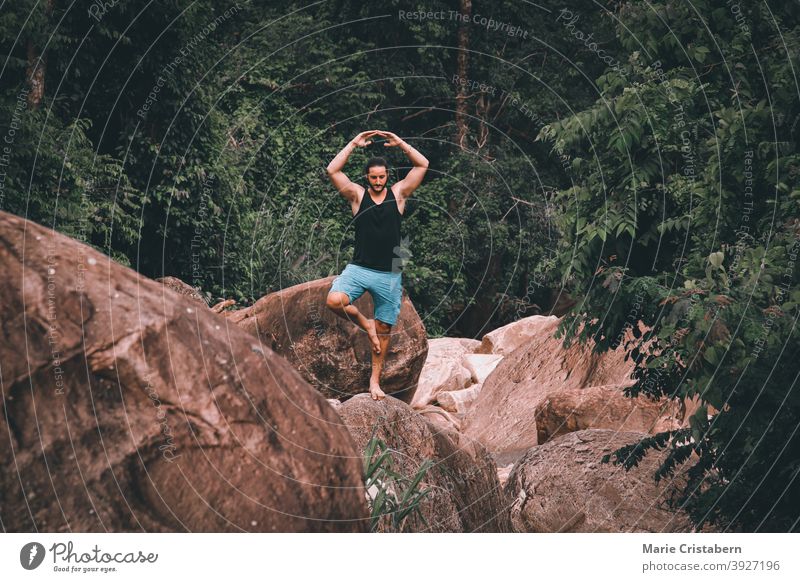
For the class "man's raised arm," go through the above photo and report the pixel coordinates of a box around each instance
[326,130,379,200]
[377,131,429,199]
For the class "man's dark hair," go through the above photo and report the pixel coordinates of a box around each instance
[364,157,389,175]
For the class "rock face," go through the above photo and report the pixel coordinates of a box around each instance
[477,315,560,356]
[0,211,369,532]
[462,353,502,384]
[155,276,207,305]
[505,430,693,532]
[337,395,513,532]
[437,384,482,414]
[225,277,427,402]
[416,405,462,432]
[463,315,688,456]
[411,337,478,409]
[533,383,690,446]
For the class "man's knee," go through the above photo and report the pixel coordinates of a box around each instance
[326,291,350,310]
[375,320,392,334]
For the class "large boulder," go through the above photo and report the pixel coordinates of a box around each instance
[225,277,427,401]
[463,316,687,456]
[0,211,368,532]
[337,395,513,532]
[477,315,560,355]
[505,430,693,532]
[410,337,478,409]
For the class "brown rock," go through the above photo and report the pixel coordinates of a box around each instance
[210,298,236,313]
[463,316,687,455]
[411,337,477,409]
[505,429,693,532]
[155,276,207,306]
[436,384,482,414]
[461,353,503,384]
[0,211,368,532]
[225,277,427,401]
[535,383,690,446]
[477,315,560,355]
[416,405,462,432]
[496,464,514,488]
[337,395,513,532]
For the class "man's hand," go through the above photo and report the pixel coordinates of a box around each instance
[375,130,403,147]
[352,130,380,147]
[328,131,380,203]
[375,131,429,200]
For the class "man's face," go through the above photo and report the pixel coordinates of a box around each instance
[366,166,387,193]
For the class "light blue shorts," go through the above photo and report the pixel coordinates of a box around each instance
[329,263,403,326]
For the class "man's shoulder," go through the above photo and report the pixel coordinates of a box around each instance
[349,185,366,214]
[391,182,416,200]
[354,184,367,201]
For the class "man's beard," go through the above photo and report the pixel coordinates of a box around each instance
[372,184,384,191]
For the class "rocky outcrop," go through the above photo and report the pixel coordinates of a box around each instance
[505,430,693,532]
[463,316,688,456]
[225,277,427,402]
[411,338,478,409]
[337,395,513,532]
[155,276,207,305]
[476,315,560,355]
[0,211,369,532]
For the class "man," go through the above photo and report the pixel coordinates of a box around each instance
[325,130,429,400]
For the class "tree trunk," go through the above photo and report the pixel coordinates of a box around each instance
[26,40,45,110]
[455,0,471,149]
[25,0,53,110]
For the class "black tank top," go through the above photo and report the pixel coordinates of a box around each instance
[351,186,403,272]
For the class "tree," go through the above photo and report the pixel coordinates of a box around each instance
[540,0,800,531]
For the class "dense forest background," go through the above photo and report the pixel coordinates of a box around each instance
[2,0,798,531]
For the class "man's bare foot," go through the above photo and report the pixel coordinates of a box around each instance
[369,383,386,401]
[365,319,381,354]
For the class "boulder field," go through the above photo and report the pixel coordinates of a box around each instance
[0,211,368,532]
[2,210,700,533]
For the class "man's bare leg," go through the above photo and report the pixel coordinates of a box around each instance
[326,291,381,353]
[369,320,393,400]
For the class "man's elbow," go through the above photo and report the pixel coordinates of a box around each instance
[419,157,430,169]
[326,165,336,176]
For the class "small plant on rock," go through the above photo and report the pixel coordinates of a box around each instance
[363,435,434,532]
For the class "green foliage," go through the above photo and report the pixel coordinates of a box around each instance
[542,0,800,531]
[363,435,433,532]
[2,0,601,334]
[0,109,141,265]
